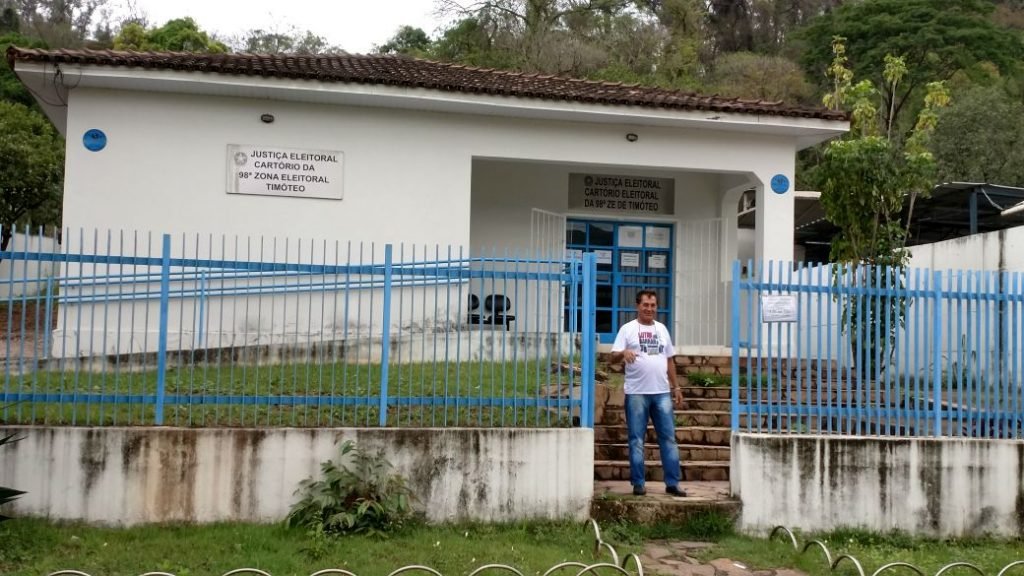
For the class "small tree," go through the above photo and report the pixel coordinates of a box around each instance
[812,37,950,372]
[0,101,65,254]
[287,440,415,538]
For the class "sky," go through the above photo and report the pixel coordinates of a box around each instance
[112,0,452,54]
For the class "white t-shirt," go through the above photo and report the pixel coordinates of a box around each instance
[611,319,676,395]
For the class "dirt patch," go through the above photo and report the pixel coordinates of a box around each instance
[0,300,59,361]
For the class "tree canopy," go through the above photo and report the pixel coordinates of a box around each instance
[798,0,1024,134]
[375,25,432,56]
[234,27,338,54]
[930,85,1024,187]
[0,101,64,248]
[113,17,227,52]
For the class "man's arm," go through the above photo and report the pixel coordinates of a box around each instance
[667,356,681,404]
[664,325,679,403]
[609,349,637,364]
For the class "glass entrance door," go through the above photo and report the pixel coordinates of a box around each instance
[565,219,674,343]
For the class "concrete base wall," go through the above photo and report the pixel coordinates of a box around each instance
[0,426,593,525]
[732,433,1024,537]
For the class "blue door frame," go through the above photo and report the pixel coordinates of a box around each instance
[565,219,674,343]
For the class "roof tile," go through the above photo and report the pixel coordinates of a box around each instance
[6,46,849,121]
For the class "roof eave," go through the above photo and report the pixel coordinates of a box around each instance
[13,61,850,143]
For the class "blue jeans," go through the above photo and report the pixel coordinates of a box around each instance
[625,393,680,488]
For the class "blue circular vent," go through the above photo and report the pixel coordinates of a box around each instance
[83,129,107,152]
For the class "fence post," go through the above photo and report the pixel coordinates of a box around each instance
[42,275,53,358]
[932,270,943,437]
[379,244,393,427]
[580,253,597,428]
[155,233,171,425]
[731,261,741,432]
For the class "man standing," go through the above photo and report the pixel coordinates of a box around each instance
[609,289,685,497]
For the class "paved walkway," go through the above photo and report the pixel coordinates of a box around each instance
[594,482,803,576]
[635,541,806,576]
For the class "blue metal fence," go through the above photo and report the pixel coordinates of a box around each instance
[732,261,1024,439]
[0,228,597,428]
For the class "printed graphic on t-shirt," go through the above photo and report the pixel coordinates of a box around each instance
[638,330,664,355]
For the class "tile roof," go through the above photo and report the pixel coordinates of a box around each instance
[6,46,848,121]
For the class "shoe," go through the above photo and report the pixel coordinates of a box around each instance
[666,486,687,497]
[632,485,646,496]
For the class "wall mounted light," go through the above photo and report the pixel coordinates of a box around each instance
[260,113,275,124]
[625,133,639,142]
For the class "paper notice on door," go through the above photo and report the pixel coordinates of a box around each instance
[645,227,670,249]
[566,249,583,260]
[618,226,643,248]
[594,250,613,264]
[648,254,667,269]
[621,252,640,267]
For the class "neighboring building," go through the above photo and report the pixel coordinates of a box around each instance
[8,47,849,351]
[772,182,1024,263]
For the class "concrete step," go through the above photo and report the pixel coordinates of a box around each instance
[607,385,898,402]
[591,480,740,524]
[601,409,744,428]
[595,443,730,462]
[594,425,731,446]
[680,398,731,411]
[594,459,730,482]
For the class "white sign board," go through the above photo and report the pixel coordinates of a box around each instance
[227,144,344,200]
[621,252,640,267]
[760,294,798,323]
[648,254,667,269]
[594,250,613,265]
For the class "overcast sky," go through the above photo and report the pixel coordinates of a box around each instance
[112,0,451,54]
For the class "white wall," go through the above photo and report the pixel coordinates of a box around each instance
[63,89,473,247]
[58,88,802,353]
[906,228,1024,386]
[0,232,59,299]
[732,433,1024,537]
[66,88,799,247]
[909,227,1024,272]
[0,426,593,525]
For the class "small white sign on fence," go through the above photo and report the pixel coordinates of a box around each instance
[760,294,798,323]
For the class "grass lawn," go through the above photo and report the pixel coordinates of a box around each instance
[700,528,1024,576]
[1,358,582,427]
[0,519,613,576]
[2,518,1022,576]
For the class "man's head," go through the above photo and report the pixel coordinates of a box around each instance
[635,289,658,325]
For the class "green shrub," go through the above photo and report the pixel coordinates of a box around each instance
[0,433,26,522]
[286,440,416,538]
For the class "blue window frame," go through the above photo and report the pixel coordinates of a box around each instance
[565,219,674,343]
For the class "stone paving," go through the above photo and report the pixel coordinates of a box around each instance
[634,540,807,576]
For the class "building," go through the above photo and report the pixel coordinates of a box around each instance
[8,47,849,351]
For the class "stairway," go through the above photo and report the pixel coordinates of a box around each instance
[593,354,736,483]
[593,354,853,483]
